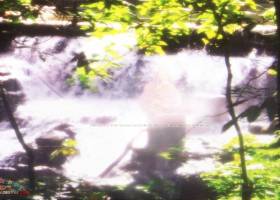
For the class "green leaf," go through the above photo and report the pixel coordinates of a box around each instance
[267,69,277,77]
[50,150,60,160]
[63,139,77,148]
[262,7,276,22]
[159,152,172,160]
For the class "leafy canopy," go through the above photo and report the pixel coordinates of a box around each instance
[0,0,38,22]
[80,0,258,54]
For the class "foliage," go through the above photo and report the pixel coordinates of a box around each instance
[135,178,180,200]
[50,138,78,159]
[135,0,190,54]
[0,0,38,22]
[159,145,186,162]
[80,0,259,54]
[70,44,123,90]
[222,66,278,133]
[80,1,133,36]
[262,7,276,23]
[201,133,280,200]
[75,0,263,91]
[190,0,256,44]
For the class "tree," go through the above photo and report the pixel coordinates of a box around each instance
[187,1,255,199]
[274,0,280,129]
[0,84,35,191]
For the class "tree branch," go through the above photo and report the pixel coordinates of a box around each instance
[0,22,86,36]
[224,41,252,200]
[0,84,35,191]
[273,0,280,128]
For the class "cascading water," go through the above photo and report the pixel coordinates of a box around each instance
[0,33,275,185]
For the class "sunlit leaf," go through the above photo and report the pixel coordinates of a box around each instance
[267,69,277,76]
[63,139,77,148]
[159,152,172,160]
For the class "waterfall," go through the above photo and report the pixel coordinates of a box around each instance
[0,34,275,184]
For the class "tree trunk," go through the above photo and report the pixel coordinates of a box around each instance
[274,0,280,128]
[0,85,35,191]
[224,43,251,200]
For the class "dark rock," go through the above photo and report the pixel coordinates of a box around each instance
[162,31,204,53]
[36,132,67,148]
[249,120,278,134]
[106,175,216,200]
[0,164,60,180]
[0,22,86,37]
[127,149,158,173]
[162,27,277,56]
[95,116,116,125]
[147,125,186,154]
[0,78,25,121]
[53,123,76,138]
[53,39,69,53]
[0,33,14,53]
[34,130,69,168]
[0,152,26,168]
[34,149,67,168]
[175,175,216,200]
[36,124,75,147]
[1,128,69,168]
[219,152,234,163]
[1,78,22,92]
[32,124,77,168]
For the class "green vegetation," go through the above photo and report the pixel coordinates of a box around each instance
[74,0,278,92]
[80,0,258,53]
[202,133,280,200]
[50,138,78,159]
[0,0,37,22]
[70,46,123,90]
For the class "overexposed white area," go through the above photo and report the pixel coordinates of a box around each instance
[0,33,275,185]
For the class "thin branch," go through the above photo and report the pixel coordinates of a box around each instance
[236,69,269,102]
[0,84,35,190]
[273,0,280,128]
[99,130,144,178]
[224,41,252,200]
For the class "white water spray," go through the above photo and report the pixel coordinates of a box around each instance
[0,34,274,184]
